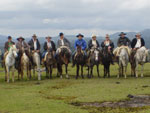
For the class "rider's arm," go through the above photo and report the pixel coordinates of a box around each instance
[82,40,87,50]
[43,42,47,51]
[117,38,121,47]
[74,40,77,49]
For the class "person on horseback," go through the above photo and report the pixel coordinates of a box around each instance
[16,37,31,69]
[42,36,56,63]
[88,34,100,50]
[101,34,114,64]
[131,33,148,62]
[2,36,15,66]
[72,33,87,67]
[28,34,41,64]
[56,32,71,58]
[113,32,131,58]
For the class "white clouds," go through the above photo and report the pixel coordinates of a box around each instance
[0,0,149,36]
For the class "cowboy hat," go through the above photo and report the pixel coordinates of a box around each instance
[59,32,64,36]
[32,34,37,37]
[119,32,127,36]
[135,33,141,37]
[17,36,25,41]
[105,34,110,38]
[76,33,84,38]
[92,34,96,38]
[46,36,52,39]
[8,36,12,39]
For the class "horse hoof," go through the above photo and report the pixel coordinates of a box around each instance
[60,76,63,79]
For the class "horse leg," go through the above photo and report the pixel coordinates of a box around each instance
[117,65,120,78]
[76,65,79,79]
[141,64,144,78]
[108,65,110,78]
[12,66,15,82]
[124,66,127,79]
[135,63,138,78]
[4,67,7,81]
[90,66,93,78]
[104,66,106,78]
[6,66,9,83]
[65,64,69,79]
[50,65,52,79]
[60,65,63,79]
[21,68,23,80]
[81,65,84,79]
[87,66,90,78]
[97,65,100,78]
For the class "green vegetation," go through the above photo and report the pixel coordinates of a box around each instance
[0,63,150,113]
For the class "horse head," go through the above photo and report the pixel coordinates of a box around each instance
[9,45,18,58]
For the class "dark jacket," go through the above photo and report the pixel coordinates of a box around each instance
[117,37,131,47]
[4,41,15,52]
[88,39,100,49]
[131,38,145,49]
[57,38,71,48]
[28,39,41,51]
[101,40,114,51]
[43,41,56,51]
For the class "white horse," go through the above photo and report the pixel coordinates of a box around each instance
[118,48,129,78]
[32,52,41,80]
[4,45,18,83]
[134,47,148,78]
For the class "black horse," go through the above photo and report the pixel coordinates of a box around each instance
[45,49,56,79]
[57,47,71,79]
[74,46,86,79]
[102,47,113,78]
[87,48,102,78]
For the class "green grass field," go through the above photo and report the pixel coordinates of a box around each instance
[0,63,150,113]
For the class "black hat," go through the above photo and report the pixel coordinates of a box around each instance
[119,32,127,36]
[17,37,25,41]
[76,33,84,38]
[8,36,12,39]
[46,36,52,39]
[59,32,64,36]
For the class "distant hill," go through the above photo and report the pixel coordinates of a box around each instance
[0,29,150,52]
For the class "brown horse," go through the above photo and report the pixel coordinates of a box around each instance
[74,46,86,79]
[57,47,71,79]
[45,49,56,79]
[87,48,102,78]
[18,49,31,80]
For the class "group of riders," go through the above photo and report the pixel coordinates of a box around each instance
[3,31,148,71]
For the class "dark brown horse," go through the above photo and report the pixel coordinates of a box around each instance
[74,46,86,79]
[45,49,56,79]
[87,48,102,78]
[57,47,71,79]
[102,47,112,78]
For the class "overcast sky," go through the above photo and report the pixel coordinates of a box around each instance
[0,0,149,37]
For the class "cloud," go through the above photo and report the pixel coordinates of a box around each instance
[0,0,149,37]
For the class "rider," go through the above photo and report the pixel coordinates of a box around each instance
[2,36,15,64]
[16,37,30,68]
[88,34,100,50]
[113,32,131,58]
[131,33,147,62]
[42,36,56,62]
[72,33,87,67]
[28,34,41,64]
[101,34,114,64]
[56,32,71,58]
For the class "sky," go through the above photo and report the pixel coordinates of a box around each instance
[0,0,150,37]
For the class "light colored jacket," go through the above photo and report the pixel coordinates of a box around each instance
[57,38,71,48]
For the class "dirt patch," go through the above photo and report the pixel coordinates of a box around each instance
[71,95,150,112]
[44,95,77,101]
[71,95,150,108]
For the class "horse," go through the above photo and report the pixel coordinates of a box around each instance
[4,45,18,83]
[87,48,102,78]
[45,49,56,79]
[74,46,86,79]
[32,51,41,80]
[102,47,112,78]
[18,49,31,80]
[118,47,129,78]
[130,47,148,78]
[56,46,71,79]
